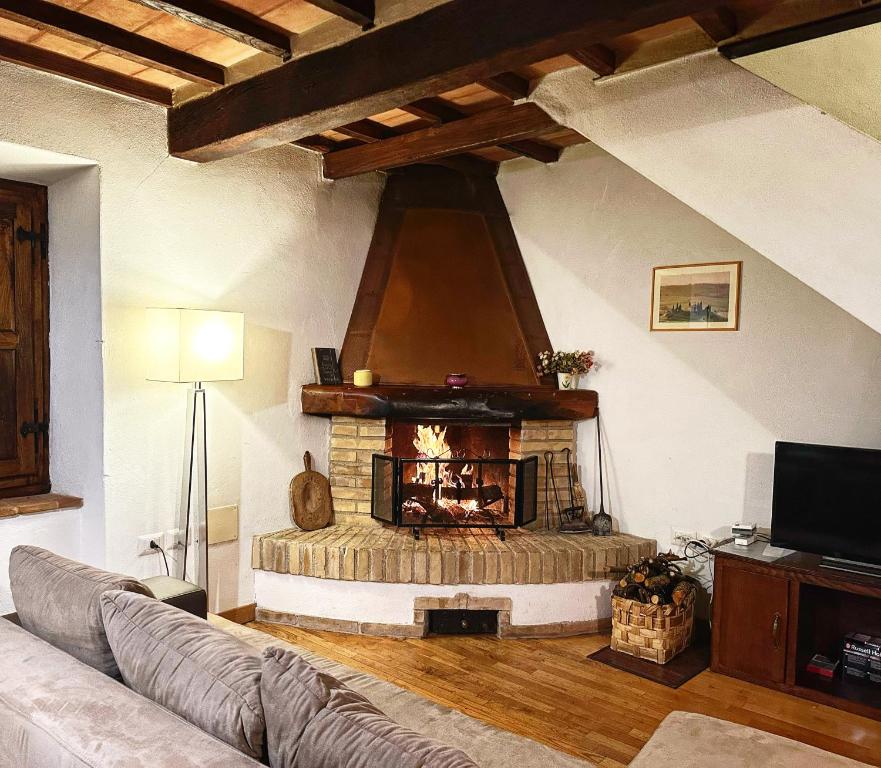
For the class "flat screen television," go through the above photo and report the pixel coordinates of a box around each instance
[772,441,881,568]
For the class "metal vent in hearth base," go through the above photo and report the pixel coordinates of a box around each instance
[427,609,498,635]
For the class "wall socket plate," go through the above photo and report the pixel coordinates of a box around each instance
[137,532,162,557]
[671,528,696,547]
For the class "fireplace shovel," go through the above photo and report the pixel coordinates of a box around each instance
[559,447,591,534]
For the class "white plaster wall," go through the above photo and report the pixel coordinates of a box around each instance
[0,509,82,613]
[255,571,614,626]
[0,64,383,611]
[498,143,881,554]
[530,52,881,335]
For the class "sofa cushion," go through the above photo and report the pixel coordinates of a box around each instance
[0,617,262,768]
[224,619,594,768]
[101,590,266,761]
[262,645,477,768]
[8,544,154,678]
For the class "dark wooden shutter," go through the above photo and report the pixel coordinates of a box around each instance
[0,179,49,498]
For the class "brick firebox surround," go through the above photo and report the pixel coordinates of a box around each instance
[327,416,580,530]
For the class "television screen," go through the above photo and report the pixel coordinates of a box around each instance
[772,441,881,566]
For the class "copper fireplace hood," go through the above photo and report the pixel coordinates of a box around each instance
[302,164,596,422]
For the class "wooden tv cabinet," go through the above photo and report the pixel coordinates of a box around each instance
[711,541,881,721]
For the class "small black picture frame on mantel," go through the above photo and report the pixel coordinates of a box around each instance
[311,348,342,385]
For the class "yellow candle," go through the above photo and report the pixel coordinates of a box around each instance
[353,369,373,387]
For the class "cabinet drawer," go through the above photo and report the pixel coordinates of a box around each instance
[713,559,789,683]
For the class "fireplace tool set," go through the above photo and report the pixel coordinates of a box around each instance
[545,412,612,536]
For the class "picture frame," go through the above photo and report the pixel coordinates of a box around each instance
[311,347,342,385]
[650,261,742,332]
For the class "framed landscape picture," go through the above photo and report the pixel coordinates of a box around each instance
[651,261,742,332]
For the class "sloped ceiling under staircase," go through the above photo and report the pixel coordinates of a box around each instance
[530,50,881,335]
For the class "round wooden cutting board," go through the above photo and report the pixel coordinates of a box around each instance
[289,451,333,531]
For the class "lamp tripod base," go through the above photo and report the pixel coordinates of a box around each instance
[175,383,208,591]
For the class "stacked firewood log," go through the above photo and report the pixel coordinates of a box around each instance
[611,552,697,606]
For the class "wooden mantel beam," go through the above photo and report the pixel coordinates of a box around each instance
[0,0,225,86]
[323,103,557,179]
[168,0,715,161]
[130,0,293,58]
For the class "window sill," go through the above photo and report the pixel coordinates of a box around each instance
[0,493,83,520]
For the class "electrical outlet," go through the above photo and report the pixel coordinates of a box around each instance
[164,528,183,551]
[137,532,162,557]
[696,532,720,548]
[671,528,696,547]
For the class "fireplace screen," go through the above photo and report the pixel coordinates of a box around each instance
[371,450,537,539]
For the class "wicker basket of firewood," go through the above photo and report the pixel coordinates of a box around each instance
[610,553,696,665]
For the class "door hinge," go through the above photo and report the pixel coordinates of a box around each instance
[20,420,49,438]
[16,224,48,257]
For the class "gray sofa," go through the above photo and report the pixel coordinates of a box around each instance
[2,613,874,767]
[0,612,594,767]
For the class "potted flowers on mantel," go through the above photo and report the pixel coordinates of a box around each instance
[536,350,597,390]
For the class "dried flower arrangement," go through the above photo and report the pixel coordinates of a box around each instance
[536,350,597,377]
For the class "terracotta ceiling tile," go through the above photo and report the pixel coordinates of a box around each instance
[439,85,508,112]
[31,31,97,58]
[223,0,288,14]
[369,107,424,129]
[84,49,146,74]
[264,1,334,33]
[521,54,578,77]
[134,67,189,88]
[0,16,42,42]
[138,14,216,48]
[44,0,87,10]
[77,0,161,30]
[189,36,255,66]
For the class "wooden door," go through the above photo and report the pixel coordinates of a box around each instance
[712,558,789,683]
[0,179,49,498]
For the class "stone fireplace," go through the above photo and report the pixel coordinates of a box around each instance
[252,164,655,637]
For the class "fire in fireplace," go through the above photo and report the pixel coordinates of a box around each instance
[371,421,537,538]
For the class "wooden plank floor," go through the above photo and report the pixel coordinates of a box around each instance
[249,621,881,767]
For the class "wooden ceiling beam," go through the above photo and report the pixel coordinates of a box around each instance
[720,3,881,59]
[400,97,464,125]
[335,118,397,142]
[499,140,561,164]
[130,0,293,58]
[0,0,225,86]
[0,36,172,105]
[168,0,715,161]
[478,72,531,100]
[400,97,559,164]
[294,134,362,152]
[323,103,557,179]
[692,7,738,42]
[570,44,616,77]
[305,0,374,29]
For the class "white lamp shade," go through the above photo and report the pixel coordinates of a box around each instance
[146,308,244,383]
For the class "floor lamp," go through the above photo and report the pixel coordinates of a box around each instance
[145,308,244,591]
